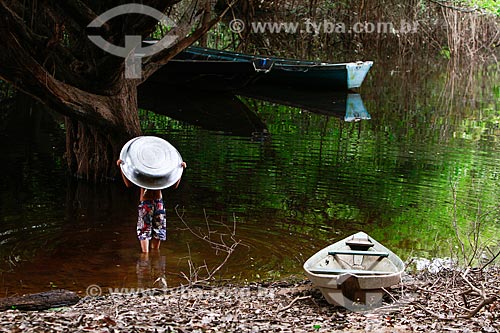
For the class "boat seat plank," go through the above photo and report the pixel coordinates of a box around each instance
[309,268,393,275]
[328,250,389,257]
[346,239,374,250]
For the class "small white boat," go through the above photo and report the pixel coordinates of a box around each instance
[303,231,405,308]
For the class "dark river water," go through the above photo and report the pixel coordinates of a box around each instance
[0,57,498,297]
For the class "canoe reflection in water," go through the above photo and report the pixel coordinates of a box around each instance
[237,85,370,123]
[138,83,268,137]
[138,82,370,137]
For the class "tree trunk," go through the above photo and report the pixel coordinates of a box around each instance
[0,0,223,180]
[0,6,142,180]
[64,80,142,181]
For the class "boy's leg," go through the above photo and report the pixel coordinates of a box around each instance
[151,199,167,249]
[140,239,150,252]
[138,201,154,253]
[150,238,160,249]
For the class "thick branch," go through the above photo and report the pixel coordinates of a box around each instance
[56,0,108,31]
[0,32,135,133]
[0,2,117,95]
[141,1,237,81]
[0,2,47,55]
[141,17,219,81]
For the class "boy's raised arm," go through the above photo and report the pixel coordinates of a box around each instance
[174,162,187,189]
[116,159,133,188]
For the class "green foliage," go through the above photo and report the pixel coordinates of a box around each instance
[150,22,177,40]
[493,85,500,100]
[466,0,500,15]
[201,22,240,49]
[450,181,500,267]
[0,80,15,101]
[440,47,451,60]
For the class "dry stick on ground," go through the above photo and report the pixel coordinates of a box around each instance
[175,206,241,286]
[278,295,312,313]
[413,304,455,321]
[412,268,499,321]
[381,287,399,303]
[458,271,497,319]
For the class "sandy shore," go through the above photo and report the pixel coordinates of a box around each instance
[0,267,498,332]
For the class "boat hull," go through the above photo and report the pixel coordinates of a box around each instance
[147,60,260,91]
[317,287,386,308]
[259,61,373,89]
[303,231,404,307]
[149,45,373,91]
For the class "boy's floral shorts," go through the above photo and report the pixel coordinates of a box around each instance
[137,199,166,241]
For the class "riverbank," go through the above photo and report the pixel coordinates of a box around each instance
[0,267,498,332]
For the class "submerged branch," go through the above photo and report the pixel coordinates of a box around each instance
[450,181,467,263]
[142,0,240,81]
[174,206,242,286]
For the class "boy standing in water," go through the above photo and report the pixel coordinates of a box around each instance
[116,159,187,253]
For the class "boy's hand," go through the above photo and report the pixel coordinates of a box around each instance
[181,162,187,168]
[116,159,123,167]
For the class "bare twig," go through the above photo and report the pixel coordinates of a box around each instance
[278,295,312,312]
[458,296,497,319]
[450,181,467,263]
[461,272,482,296]
[414,286,450,298]
[175,205,241,286]
[481,248,500,270]
[381,287,398,303]
[466,200,483,267]
[413,304,455,321]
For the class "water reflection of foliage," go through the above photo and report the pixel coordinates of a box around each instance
[363,57,499,145]
[360,60,499,261]
[138,58,499,263]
